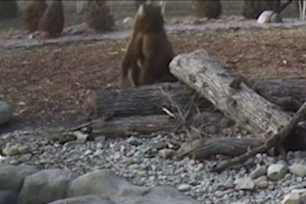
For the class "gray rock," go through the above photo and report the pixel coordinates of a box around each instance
[0,190,17,204]
[126,137,142,146]
[18,169,78,204]
[0,164,37,194]
[67,169,149,198]
[47,195,116,204]
[234,176,255,190]
[291,189,306,194]
[289,164,306,177]
[111,186,201,204]
[2,144,30,156]
[281,192,300,204]
[257,10,282,24]
[51,186,201,204]
[267,163,288,181]
[249,166,267,179]
[270,13,283,23]
[158,149,176,159]
[254,176,269,190]
[177,184,191,191]
[150,141,168,150]
[0,101,13,126]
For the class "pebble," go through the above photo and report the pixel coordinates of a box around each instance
[150,141,168,150]
[256,179,269,189]
[128,164,141,170]
[281,192,300,204]
[267,163,288,181]
[177,184,191,191]
[289,164,306,177]
[84,150,92,156]
[2,144,20,156]
[127,136,143,146]
[158,148,176,159]
[93,149,103,156]
[234,176,255,190]
[3,127,306,204]
[249,166,267,179]
[17,145,30,154]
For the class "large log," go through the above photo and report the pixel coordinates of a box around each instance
[169,49,292,138]
[90,111,231,138]
[177,138,263,160]
[93,79,306,118]
[212,101,306,172]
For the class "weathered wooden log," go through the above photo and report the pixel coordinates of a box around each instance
[169,49,292,138]
[91,115,177,138]
[177,138,263,160]
[93,79,306,118]
[212,101,306,173]
[90,111,231,138]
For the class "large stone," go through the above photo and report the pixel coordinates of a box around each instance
[281,192,300,204]
[257,10,282,24]
[111,186,202,204]
[0,164,38,194]
[234,176,255,190]
[267,163,288,181]
[49,186,202,204]
[0,101,13,126]
[0,190,17,204]
[47,195,116,204]
[289,164,306,177]
[249,166,267,179]
[18,169,78,204]
[67,169,149,198]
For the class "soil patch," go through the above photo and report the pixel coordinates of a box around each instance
[1,28,306,128]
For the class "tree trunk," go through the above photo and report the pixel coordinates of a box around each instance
[192,0,222,19]
[169,49,292,138]
[0,0,18,20]
[91,115,178,138]
[241,0,280,19]
[93,79,306,118]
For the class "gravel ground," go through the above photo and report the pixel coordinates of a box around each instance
[2,17,306,204]
[1,128,306,204]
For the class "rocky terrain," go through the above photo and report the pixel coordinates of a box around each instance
[0,127,306,204]
[1,16,306,204]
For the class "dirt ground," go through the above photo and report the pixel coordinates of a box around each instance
[1,1,306,131]
[1,27,306,127]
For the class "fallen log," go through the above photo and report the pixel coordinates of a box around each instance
[169,49,292,136]
[89,111,231,138]
[169,49,306,171]
[93,79,306,118]
[211,101,306,173]
[90,115,176,138]
[176,138,263,160]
